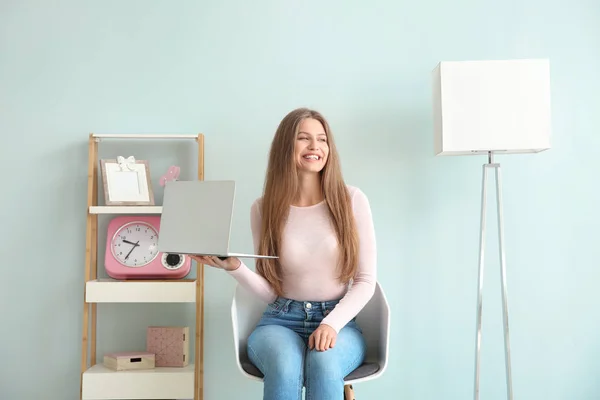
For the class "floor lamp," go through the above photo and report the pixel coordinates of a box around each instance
[431,58,552,400]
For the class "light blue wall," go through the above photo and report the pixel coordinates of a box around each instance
[1,1,599,399]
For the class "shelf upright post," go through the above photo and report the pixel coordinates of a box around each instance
[195,133,205,400]
[81,133,99,399]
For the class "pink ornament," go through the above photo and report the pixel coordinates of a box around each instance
[159,166,181,187]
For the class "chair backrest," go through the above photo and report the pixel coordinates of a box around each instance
[231,281,390,373]
[354,282,390,367]
[231,283,267,366]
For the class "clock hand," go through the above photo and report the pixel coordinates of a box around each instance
[124,240,139,260]
[123,239,140,246]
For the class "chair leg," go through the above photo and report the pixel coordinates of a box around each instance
[344,384,355,400]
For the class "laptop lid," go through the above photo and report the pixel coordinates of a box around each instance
[157,180,235,255]
[157,180,278,259]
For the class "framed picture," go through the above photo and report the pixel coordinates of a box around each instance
[100,157,155,206]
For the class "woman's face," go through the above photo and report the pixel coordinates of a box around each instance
[294,118,329,174]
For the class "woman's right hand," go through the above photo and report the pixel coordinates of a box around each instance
[188,255,241,272]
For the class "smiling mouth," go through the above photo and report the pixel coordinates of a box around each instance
[303,154,321,161]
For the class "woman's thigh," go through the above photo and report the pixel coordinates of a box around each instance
[305,324,366,379]
[247,324,307,376]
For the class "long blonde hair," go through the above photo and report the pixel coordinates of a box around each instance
[256,108,359,296]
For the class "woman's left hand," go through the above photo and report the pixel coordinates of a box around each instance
[308,324,337,351]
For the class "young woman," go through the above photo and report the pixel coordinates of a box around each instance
[192,107,377,399]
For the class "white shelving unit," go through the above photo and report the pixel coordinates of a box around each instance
[80,133,205,400]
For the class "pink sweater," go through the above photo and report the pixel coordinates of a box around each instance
[227,185,377,333]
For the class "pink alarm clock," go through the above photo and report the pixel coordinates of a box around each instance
[104,215,191,279]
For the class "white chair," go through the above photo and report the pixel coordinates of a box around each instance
[231,281,390,399]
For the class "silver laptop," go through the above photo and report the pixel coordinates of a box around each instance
[157,180,278,259]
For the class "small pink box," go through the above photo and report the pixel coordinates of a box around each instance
[146,326,190,367]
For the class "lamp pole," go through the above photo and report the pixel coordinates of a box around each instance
[473,151,514,400]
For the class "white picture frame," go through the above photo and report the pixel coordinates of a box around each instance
[100,157,155,206]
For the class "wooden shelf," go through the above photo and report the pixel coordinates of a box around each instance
[81,363,195,400]
[92,133,199,140]
[89,206,163,214]
[86,279,196,303]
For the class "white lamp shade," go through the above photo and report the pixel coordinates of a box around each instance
[432,59,552,156]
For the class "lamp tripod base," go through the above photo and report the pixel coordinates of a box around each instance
[474,152,513,400]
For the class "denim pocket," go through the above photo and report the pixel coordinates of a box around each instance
[265,298,287,317]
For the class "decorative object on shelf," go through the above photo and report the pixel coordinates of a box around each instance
[160,165,181,187]
[103,351,156,371]
[432,58,551,400]
[104,215,191,279]
[147,326,190,367]
[100,156,155,206]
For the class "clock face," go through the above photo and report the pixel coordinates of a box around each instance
[110,221,159,267]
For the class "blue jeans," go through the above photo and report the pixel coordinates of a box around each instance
[247,296,366,400]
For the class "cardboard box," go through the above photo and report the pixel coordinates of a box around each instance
[103,351,155,371]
